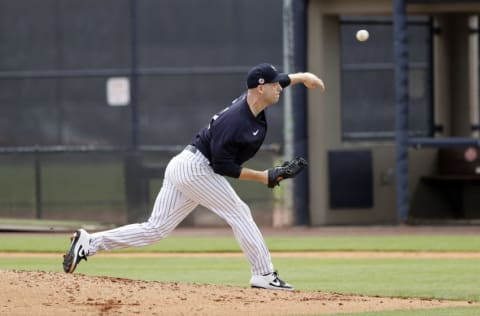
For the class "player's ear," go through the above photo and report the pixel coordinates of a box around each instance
[256,85,265,94]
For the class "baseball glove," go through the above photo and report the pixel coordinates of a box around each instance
[267,157,308,188]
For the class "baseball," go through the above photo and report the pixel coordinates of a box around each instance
[356,29,369,42]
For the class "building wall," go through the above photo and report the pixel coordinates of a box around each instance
[307,0,480,225]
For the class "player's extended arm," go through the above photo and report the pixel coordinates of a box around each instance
[239,167,268,185]
[288,72,325,92]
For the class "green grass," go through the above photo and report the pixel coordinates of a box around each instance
[2,234,480,253]
[1,234,480,315]
[0,218,112,229]
[326,307,480,316]
[265,235,480,252]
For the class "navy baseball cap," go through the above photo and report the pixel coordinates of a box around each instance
[246,63,289,89]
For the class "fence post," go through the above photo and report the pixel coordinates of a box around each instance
[34,151,43,219]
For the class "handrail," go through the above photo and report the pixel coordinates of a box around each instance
[409,137,480,149]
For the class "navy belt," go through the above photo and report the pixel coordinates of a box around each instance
[185,144,197,154]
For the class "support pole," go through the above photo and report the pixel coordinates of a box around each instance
[287,0,310,226]
[34,151,42,219]
[393,0,410,222]
[280,0,295,227]
[129,0,139,150]
[281,0,309,226]
[125,0,143,223]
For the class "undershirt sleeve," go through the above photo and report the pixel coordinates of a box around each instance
[279,74,291,88]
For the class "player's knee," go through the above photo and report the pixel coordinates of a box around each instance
[145,218,168,234]
[233,201,254,221]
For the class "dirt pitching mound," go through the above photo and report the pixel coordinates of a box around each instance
[0,270,475,315]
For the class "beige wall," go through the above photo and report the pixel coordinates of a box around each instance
[307,0,480,225]
[433,14,479,136]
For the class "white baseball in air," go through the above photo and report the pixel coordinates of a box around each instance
[356,29,369,42]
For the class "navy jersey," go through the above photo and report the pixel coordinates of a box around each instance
[192,94,267,178]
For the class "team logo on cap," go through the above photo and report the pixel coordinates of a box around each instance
[258,78,265,84]
[270,65,277,71]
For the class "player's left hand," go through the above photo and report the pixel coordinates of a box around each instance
[267,157,308,188]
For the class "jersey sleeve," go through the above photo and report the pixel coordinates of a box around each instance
[278,73,291,88]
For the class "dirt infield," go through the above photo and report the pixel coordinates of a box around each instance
[0,269,476,316]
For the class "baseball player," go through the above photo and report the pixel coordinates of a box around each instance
[63,63,325,290]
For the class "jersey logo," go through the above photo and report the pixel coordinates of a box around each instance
[252,129,259,136]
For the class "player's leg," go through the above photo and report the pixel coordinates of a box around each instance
[63,177,197,273]
[179,171,292,290]
[170,150,292,289]
[88,179,197,254]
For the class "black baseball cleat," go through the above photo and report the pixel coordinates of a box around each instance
[62,229,90,273]
[249,271,294,291]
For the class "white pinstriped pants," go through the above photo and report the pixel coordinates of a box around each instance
[89,149,274,276]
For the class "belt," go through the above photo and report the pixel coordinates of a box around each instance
[185,144,197,154]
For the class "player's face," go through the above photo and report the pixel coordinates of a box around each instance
[263,82,283,104]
